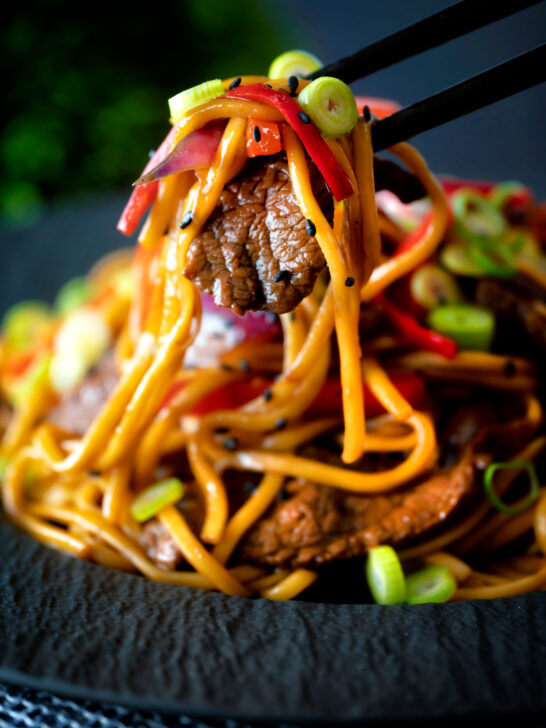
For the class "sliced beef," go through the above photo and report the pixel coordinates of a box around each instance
[476,278,546,352]
[47,352,118,436]
[241,454,477,568]
[184,157,330,315]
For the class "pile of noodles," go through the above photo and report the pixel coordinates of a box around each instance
[1,75,545,601]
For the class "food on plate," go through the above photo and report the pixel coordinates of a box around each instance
[1,50,545,602]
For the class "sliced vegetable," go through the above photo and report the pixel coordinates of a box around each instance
[354,96,400,119]
[9,353,52,408]
[2,301,53,351]
[297,77,358,138]
[378,295,457,359]
[246,118,282,158]
[130,478,185,522]
[409,264,461,310]
[440,243,484,277]
[466,237,516,278]
[168,79,225,122]
[225,83,353,201]
[452,189,507,244]
[405,565,457,604]
[366,545,406,605]
[484,460,539,515]
[134,123,225,186]
[268,49,322,79]
[117,125,178,236]
[427,304,495,351]
[54,277,93,316]
[490,181,532,209]
[49,351,88,395]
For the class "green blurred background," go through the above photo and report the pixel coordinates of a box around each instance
[1,0,292,226]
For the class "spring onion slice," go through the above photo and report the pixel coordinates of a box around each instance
[427,305,495,351]
[2,301,53,351]
[405,566,457,604]
[366,545,406,605]
[168,79,224,122]
[10,353,52,407]
[484,460,539,515]
[409,264,461,310]
[54,277,93,315]
[268,49,322,79]
[130,478,185,523]
[297,77,358,138]
[440,243,484,277]
[490,181,529,208]
[467,238,515,278]
[452,189,506,245]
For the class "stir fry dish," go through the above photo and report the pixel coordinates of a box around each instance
[1,50,546,603]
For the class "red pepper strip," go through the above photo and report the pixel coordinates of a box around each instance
[225,83,353,201]
[441,177,496,197]
[246,118,283,158]
[309,372,427,419]
[159,376,271,415]
[117,125,178,236]
[378,294,457,359]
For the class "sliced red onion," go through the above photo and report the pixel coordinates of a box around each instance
[134,123,226,186]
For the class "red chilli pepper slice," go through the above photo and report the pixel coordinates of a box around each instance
[226,83,353,201]
[246,118,283,158]
[117,125,178,236]
[378,294,457,359]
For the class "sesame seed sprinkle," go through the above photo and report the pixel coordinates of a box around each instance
[239,359,250,373]
[253,125,261,142]
[229,77,242,90]
[275,417,288,430]
[274,269,291,283]
[222,437,239,451]
[363,105,371,122]
[288,75,298,94]
[298,111,311,124]
[306,218,316,236]
[345,277,355,287]
[263,388,273,402]
[180,211,193,229]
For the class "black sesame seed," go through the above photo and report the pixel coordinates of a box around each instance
[243,481,258,494]
[277,489,291,502]
[275,417,288,430]
[363,105,371,122]
[224,318,235,328]
[180,211,193,229]
[220,363,234,371]
[239,359,250,373]
[324,261,329,269]
[504,360,517,378]
[306,218,316,236]
[212,331,223,340]
[264,83,273,88]
[148,149,156,159]
[253,125,261,143]
[289,311,296,322]
[274,269,291,283]
[266,312,277,324]
[263,388,273,402]
[345,276,355,287]
[229,77,242,90]
[288,75,299,94]
[222,437,239,451]
[214,427,229,434]
[298,111,311,124]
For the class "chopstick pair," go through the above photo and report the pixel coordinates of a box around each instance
[306,0,545,151]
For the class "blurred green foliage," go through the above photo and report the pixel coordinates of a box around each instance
[2,0,292,224]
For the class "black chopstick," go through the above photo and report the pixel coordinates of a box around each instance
[371,44,546,152]
[306,0,543,83]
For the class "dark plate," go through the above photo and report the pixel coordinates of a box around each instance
[1,198,546,725]
[1,517,546,725]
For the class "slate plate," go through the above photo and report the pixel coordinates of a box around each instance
[1,517,545,725]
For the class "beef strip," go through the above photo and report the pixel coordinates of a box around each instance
[241,453,477,568]
[184,157,330,315]
[184,155,426,316]
[476,278,546,352]
[47,352,118,436]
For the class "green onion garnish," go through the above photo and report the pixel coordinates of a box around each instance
[427,304,495,351]
[483,460,539,515]
[130,478,185,523]
[268,49,322,79]
[366,545,406,605]
[2,301,53,351]
[452,189,507,245]
[440,243,484,277]
[466,237,516,278]
[405,566,457,605]
[54,277,93,316]
[297,77,358,138]
[489,181,528,209]
[409,264,461,310]
[168,79,224,122]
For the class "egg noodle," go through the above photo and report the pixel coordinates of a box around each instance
[1,73,545,602]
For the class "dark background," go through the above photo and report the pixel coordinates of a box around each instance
[1,0,545,315]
